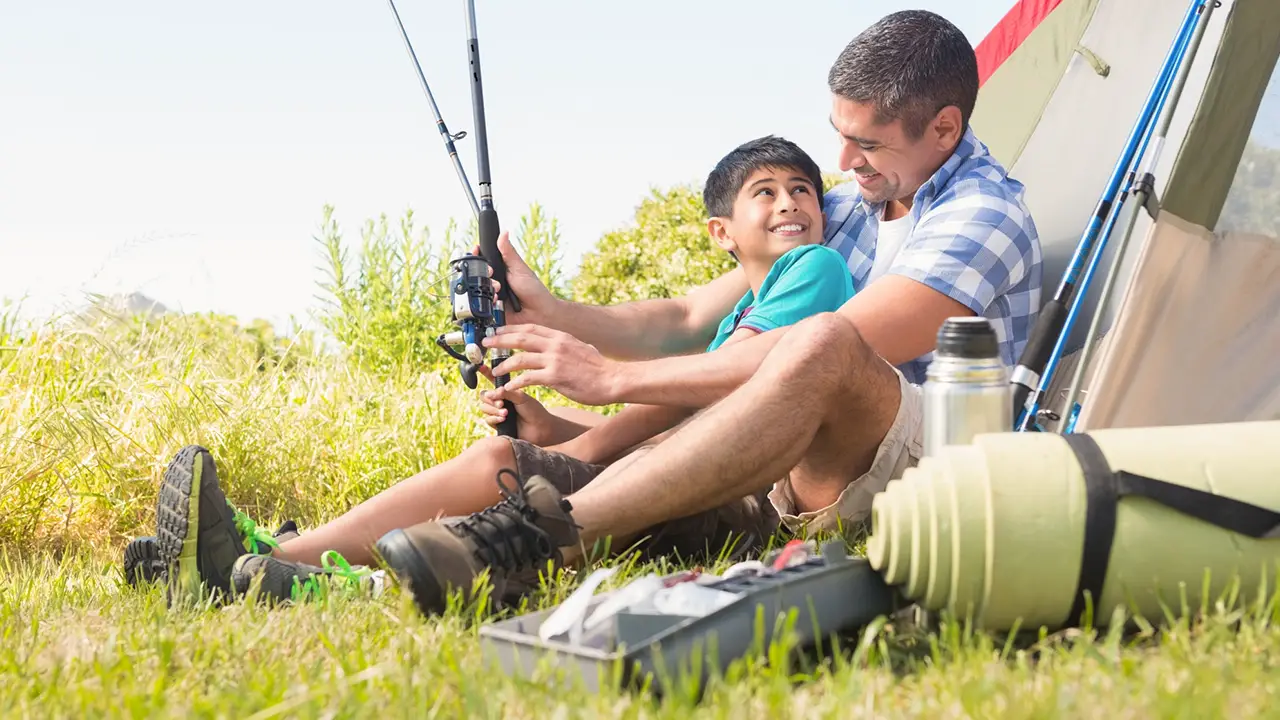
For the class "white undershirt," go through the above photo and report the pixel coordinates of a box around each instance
[866,210,913,285]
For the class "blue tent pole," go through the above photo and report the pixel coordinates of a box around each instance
[1011,0,1206,431]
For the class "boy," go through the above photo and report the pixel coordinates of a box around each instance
[130,135,856,603]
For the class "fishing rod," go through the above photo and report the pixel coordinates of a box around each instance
[1058,0,1220,431]
[385,0,521,438]
[1010,0,1207,431]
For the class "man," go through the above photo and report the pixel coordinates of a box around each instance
[374,9,1042,616]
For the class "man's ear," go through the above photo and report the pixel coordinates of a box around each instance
[707,217,738,254]
[931,106,964,151]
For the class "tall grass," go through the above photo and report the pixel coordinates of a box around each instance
[0,203,575,556]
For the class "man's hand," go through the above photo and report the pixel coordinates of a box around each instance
[473,231,558,326]
[484,324,620,406]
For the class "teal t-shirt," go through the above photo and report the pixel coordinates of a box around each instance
[706,245,855,352]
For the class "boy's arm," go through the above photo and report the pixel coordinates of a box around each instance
[556,403,694,465]
[489,246,854,408]
[493,232,748,360]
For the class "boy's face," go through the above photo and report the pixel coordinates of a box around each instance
[708,166,824,268]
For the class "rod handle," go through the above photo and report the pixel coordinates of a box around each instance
[478,207,521,313]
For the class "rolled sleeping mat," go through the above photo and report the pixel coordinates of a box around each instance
[866,421,1280,631]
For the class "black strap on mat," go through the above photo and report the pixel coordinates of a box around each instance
[1061,433,1280,627]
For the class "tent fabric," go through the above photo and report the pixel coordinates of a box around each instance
[1162,0,1280,229]
[970,0,1101,167]
[964,0,1280,431]
[975,0,1068,85]
[975,0,1234,355]
[1071,213,1280,430]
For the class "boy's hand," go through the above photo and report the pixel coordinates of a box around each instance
[483,324,620,406]
[479,385,561,446]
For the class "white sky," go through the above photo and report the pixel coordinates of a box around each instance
[1,1,1015,330]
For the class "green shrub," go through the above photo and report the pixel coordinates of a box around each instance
[570,173,851,306]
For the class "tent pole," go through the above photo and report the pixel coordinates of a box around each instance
[1060,0,1220,432]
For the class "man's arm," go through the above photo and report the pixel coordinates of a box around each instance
[603,276,972,407]
[492,232,748,360]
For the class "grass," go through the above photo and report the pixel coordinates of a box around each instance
[6,549,1280,717]
[5,271,1280,717]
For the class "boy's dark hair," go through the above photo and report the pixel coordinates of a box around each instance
[703,135,824,219]
[827,10,979,139]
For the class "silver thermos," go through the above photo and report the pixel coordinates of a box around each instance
[922,316,1011,457]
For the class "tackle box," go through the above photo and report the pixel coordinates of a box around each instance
[478,543,903,693]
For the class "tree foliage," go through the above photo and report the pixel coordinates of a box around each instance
[1218,139,1280,238]
[570,173,851,306]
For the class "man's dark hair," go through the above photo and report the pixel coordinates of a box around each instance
[703,135,824,219]
[827,10,979,139]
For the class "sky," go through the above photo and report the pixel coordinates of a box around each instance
[0,0,1018,331]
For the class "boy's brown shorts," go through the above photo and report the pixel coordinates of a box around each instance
[503,437,780,562]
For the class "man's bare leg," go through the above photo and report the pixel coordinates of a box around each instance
[271,437,520,566]
[562,313,903,553]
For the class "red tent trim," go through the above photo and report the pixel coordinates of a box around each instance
[975,0,1067,86]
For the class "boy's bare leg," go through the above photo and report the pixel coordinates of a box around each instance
[271,437,521,567]
[561,314,903,558]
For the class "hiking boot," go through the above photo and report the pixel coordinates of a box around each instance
[125,520,300,588]
[376,471,580,617]
[231,551,386,604]
[155,445,297,596]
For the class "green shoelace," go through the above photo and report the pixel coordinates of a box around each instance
[230,503,280,555]
[288,550,377,602]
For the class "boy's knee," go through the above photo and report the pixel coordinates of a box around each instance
[469,435,518,470]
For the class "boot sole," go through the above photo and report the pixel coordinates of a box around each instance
[376,529,446,617]
[156,446,205,595]
[123,536,165,586]
[155,445,243,596]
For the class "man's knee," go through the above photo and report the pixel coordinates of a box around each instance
[764,313,876,386]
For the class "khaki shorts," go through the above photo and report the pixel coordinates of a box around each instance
[766,366,924,534]
[503,438,779,562]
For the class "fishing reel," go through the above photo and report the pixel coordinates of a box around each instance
[435,253,510,389]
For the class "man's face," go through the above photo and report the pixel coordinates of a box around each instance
[710,166,824,267]
[830,95,956,206]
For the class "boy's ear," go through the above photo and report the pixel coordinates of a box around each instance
[707,217,738,254]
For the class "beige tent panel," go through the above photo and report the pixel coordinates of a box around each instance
[1069,212,1280,430]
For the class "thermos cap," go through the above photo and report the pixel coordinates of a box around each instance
[936,316,999,359]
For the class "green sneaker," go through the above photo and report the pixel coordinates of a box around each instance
[125,521,300,588]
[155,445,294,597]
[123,536,165,587]
[231,550,386,603]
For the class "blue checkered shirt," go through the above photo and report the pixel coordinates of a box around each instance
[823,127,1042,385]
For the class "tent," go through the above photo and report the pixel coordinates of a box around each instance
[968,0,1280,431]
